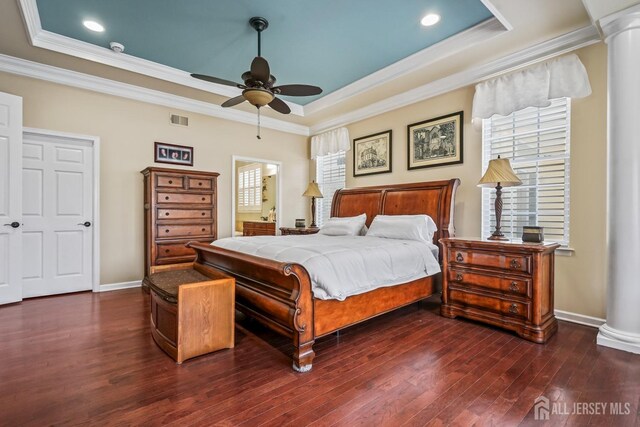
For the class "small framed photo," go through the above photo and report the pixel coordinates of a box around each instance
[154,142,193,166]
[407,111,463,170]
[353,130,392,177]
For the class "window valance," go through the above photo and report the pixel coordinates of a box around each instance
[472,54,591,120]
[310,127,350,160]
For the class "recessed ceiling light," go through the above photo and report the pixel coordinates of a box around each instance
[421,14,441,27]
[83,20,105,32]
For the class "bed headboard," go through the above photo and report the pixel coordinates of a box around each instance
[330,179,460,258]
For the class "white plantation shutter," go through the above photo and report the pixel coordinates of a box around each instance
[482,98,571,245]
[237,163,262,212]
[315,151,346,227]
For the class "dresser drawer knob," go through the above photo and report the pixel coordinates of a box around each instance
[456,273,463,282]
[509,282,519,292]
[201,212,206,216]
[510,259,521,269]
[201,228,206,232]
[165,212,170,216]
[165,196,169,200]
[165,249,170,253]
[168,180,173,184]
[165,229,170,233]
[456,253,464,262]
[202,197,206,201]
[198,182,203,186]
[509,304,519,314]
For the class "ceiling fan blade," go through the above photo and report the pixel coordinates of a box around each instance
[273,84,323,96]
[251,56,271,84]
[221,95,246,108]
[191,73,243,88]
[268,97,291,114]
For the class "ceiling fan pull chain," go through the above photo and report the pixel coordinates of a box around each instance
[257,108,261,139]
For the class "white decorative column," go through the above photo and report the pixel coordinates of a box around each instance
[597,5,640,354]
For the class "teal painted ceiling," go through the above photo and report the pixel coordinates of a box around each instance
[36,0,494,105]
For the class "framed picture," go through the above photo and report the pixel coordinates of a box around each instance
[407,111,463,170]
[154,141,193,166]
[353,130,392,177]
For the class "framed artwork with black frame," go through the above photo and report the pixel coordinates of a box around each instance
[407,111,463,170]
[154,141,194,166]
[353,130,392,177]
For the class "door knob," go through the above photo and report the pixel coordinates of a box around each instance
[78,221,92,227]
[3,221,20,228]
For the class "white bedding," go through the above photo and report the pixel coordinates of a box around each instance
[211,235,441,301]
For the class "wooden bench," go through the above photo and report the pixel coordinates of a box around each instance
[144,264,235,363]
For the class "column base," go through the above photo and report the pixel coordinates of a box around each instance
[596,323,640,354]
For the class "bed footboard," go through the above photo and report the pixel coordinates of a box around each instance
[187,242,315,371]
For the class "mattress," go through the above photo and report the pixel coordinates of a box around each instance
[212,234,441,301]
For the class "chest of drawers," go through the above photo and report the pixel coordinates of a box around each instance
[440,238,559,343]
[141,167,219,282]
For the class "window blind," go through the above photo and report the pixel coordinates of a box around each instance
[315,151,346,227]
[237,163,262,212]
[482,97,571,246]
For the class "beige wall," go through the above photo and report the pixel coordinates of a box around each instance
[0,73,309,285]
[338,43,608,318]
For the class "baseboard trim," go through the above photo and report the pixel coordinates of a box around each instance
[597,324,640,354]
[99,280,142,292]
[554,309,605,328]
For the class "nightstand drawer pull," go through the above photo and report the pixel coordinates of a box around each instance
[509,282,519,292]
[510,259,521,269]
[456,252,464,262]
[509,304,519,314]
[456,273,463,282]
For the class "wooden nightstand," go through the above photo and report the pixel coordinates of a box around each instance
[280,227,320,235]
[440,238,560,343]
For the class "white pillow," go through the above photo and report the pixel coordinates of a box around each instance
[366,214,438,243]
[318,214,367,236]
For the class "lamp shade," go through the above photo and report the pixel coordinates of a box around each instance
[302,181,323,198]
[478,156,522,188]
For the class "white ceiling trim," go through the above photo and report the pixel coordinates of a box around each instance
[16,0,306,116]
[0,53,310,136]
[310,25,601,134]
[479,0,514,31]
[303,18,508,116]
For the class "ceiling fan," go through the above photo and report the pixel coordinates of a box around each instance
[191,17,322,138]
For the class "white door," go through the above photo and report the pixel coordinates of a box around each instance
[22,132,94,297]
[0,92,23,305]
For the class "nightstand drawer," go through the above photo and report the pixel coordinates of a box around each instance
[448,269,531,298]
[449,249,531,274]
[449,289,530,320]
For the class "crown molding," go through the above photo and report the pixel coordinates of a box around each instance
[310,24,601,134]
[303,17,508,116]
[479,0,514,31]
[0,53,310,136]
[17,0,305,116]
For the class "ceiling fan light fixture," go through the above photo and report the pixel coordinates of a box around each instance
[243,88,274,107]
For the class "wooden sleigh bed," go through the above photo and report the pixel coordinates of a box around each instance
[188,179,460,371]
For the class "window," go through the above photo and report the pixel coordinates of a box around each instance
[237,163,262,212]
[315,151,346,227]
[482,97,571,246]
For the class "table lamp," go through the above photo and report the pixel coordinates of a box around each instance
[478,155,522,240]
[302,181,323,228]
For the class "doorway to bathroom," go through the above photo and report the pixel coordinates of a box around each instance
[231,156,281,237]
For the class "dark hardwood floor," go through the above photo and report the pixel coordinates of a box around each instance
[0,289,638,426]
